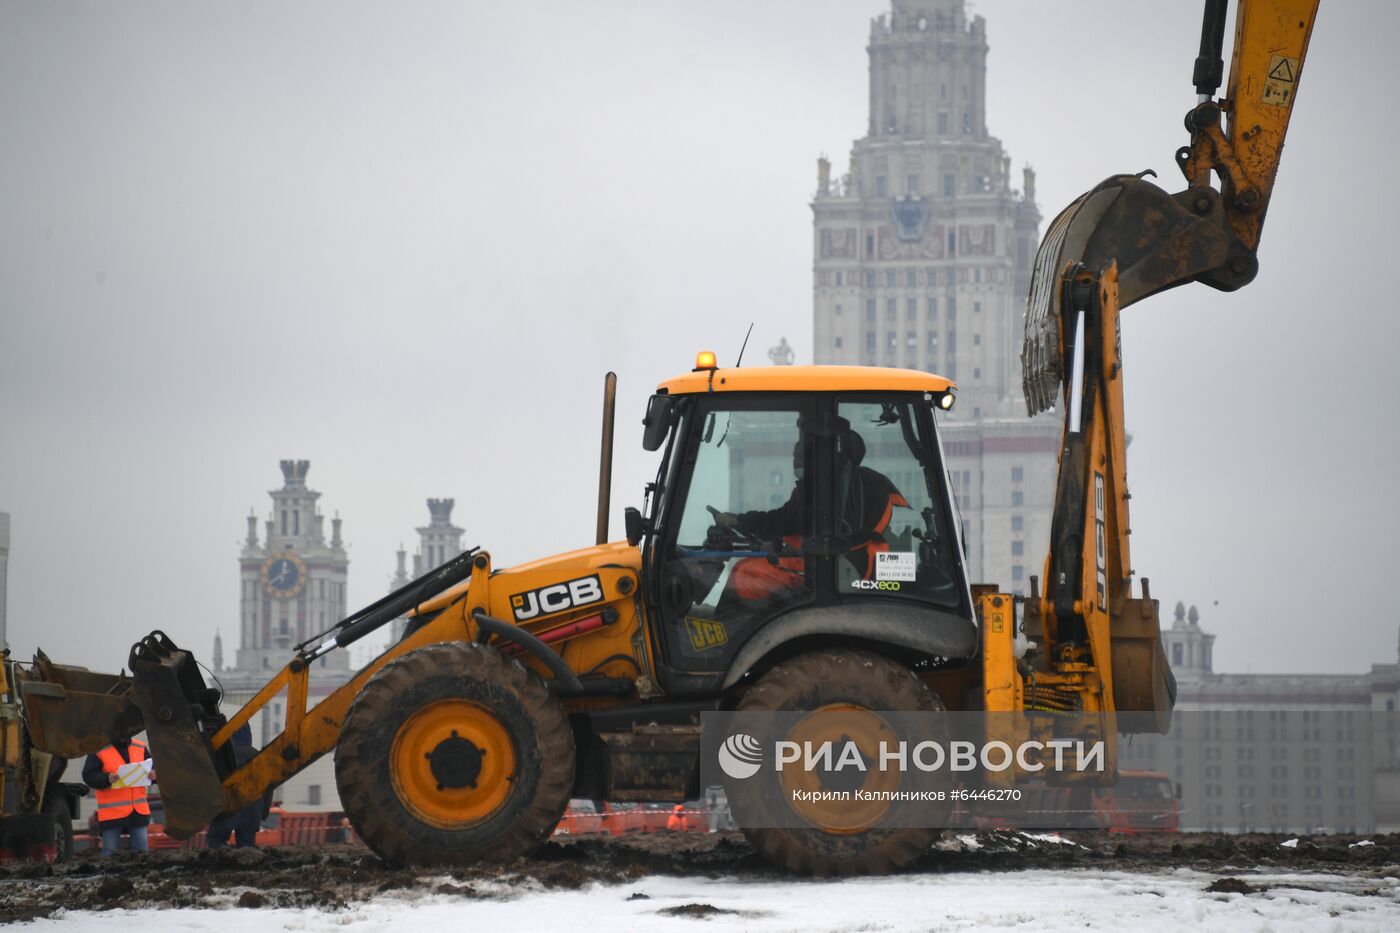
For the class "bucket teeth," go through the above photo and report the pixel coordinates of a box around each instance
[1021,191,1086,417]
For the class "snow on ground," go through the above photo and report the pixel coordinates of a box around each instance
[22,868,1400,933]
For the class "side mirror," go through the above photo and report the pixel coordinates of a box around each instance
[624,507,647,546]
[1174,782,1183,800]
[641,395,675,452]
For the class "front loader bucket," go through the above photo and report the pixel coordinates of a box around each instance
[126,632,233,838]
[15,651,145,758]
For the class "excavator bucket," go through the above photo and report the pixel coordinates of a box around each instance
[1021,173,1242,417]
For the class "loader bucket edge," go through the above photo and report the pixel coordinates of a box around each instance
[127,632,231,838]
[15,652,145,758]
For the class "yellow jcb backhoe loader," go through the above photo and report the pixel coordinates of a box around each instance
[12,0,1315,875]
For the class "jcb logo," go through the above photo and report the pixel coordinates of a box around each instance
[511,575,604,622]
[686,618,728,652]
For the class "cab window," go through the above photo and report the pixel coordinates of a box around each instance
[656,400,814,671]
[834,396,961,608]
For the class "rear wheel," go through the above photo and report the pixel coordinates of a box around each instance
[41,760,74,863]
[335,642,574,866]
[42,796,73,863]
[735,649,949,876]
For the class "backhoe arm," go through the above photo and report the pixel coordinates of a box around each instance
[1182,0,1319,254]
[1012,0,1318,740]
[1023,0,1319,417]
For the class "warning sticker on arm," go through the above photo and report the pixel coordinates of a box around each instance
[1262,55,1298,107]
[875,551,916,582]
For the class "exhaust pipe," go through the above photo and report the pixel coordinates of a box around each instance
[596,371,617,545]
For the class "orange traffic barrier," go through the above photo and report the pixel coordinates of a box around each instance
[553,804,715,837]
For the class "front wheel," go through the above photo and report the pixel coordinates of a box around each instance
[335,642,574,867]
[733,649,949,876]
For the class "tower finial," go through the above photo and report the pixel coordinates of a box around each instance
[279,459,310,487]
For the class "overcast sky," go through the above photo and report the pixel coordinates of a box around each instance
[2,1,1395,677]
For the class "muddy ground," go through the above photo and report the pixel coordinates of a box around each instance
[2,831,1397,922]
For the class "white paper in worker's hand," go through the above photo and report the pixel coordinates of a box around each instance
[112,759,153,789]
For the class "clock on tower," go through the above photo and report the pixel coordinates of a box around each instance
[260,551,306,599]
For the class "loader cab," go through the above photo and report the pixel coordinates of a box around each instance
[634,360,978,694]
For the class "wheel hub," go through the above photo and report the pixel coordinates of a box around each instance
[780,704,901,834]
[427,732,484,790]
[389,699,518,830]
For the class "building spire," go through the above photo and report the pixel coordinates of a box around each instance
[279,459,310,488]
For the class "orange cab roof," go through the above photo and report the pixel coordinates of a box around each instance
[657,365,955,396]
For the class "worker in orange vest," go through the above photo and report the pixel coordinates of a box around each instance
[82,737,153,856]
[667,804,686,832]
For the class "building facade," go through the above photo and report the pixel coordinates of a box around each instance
[812,0,1057,588]
[218,460,354,811]
[1121,603,1400,833]
[388,499,467,642]
[234,460,350,676]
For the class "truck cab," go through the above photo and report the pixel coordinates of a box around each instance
[631,360,979,696]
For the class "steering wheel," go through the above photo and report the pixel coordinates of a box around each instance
[703,505,764,551]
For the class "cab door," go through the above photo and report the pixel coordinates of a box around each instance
[648,395,817,677]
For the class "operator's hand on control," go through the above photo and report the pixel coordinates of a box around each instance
[706,505,739,529]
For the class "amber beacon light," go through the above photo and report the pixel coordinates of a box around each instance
[693,350,718,372]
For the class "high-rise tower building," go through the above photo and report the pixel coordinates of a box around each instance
[219,460,353,812]
[412,499,465,579]
[812,0,1058,587]
[233,460,351,674]
[388,499,466,642]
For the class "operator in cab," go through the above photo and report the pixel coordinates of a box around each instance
[712,427,908,599]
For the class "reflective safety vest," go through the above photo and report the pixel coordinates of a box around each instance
[94,741,151,823]
[851,490,909,580]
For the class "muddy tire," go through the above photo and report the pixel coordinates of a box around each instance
[335,642,574,867]
[41,795,73,863]
[735,649,948,876]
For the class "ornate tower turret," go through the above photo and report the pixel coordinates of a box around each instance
[235,460,350,674]
[413,499,465,577]
[1162,602,1216,682]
